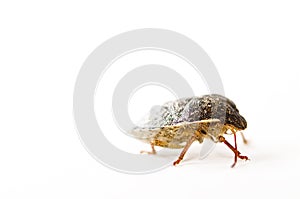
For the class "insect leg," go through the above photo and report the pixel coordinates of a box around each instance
[233,133,238,168]
[226,125,248,145]
[218,136,249,167]
[240,132,248,144]
[140,141,157,154]
[173,135,196,166]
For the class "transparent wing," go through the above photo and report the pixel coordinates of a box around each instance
[199,138,216,159]
[175,98,199,123]
[134,105,166,129]
[129,105,164,140]
[134,105,159,127]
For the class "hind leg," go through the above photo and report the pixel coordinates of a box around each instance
[173,135,197,166]
[140,139,172,154]
[140,141,157,154]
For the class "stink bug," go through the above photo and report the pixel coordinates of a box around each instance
[130,94,249,167]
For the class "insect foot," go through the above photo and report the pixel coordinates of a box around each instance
[173,158,183,166]
[140,150,157,155]
[218,135,250,168]
[231,153,250,168]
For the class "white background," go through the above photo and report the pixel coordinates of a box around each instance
[1,1,300,199]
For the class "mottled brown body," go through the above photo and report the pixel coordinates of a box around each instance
[131,94,249,167]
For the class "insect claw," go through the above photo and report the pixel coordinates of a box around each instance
[239,155,249,161]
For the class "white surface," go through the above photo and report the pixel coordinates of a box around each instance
[1,1,300,199]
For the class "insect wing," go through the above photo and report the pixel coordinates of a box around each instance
[175,98,198,123]
[199,138,216,159]
[134,105,163,128]
[129,105,164,140]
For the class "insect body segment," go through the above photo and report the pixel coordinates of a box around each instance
[130,94,249,167]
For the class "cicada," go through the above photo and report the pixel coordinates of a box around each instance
[130,94,249,167]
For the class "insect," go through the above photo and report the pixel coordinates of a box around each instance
[130,94,249,167]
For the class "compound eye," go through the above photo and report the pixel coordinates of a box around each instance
[200,130,207,135]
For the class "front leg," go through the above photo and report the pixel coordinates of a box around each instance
[218,136,249,167]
